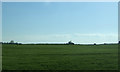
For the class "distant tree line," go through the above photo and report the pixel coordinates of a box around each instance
[1,40,75,45]
[24,41,75,45]
[1,40,22,45]
[1,40,120,45]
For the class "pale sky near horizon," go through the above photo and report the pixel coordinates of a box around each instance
[2,2,118,44]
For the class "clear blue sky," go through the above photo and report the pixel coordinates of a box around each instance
[2,2,118,44]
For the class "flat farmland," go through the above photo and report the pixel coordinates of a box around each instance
[2,44,118,70]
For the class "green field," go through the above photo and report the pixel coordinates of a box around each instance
[2,44,118,70]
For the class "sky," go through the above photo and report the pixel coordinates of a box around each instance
[2,2,118,44]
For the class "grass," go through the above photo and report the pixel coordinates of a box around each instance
[2,44,118,70]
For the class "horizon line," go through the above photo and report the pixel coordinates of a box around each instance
[1,41,118,44]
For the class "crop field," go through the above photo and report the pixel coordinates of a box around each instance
[2,44,118,70]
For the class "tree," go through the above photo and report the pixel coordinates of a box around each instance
[68,41,74,45]
[94,43,96,45]
[10,40,14,44]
